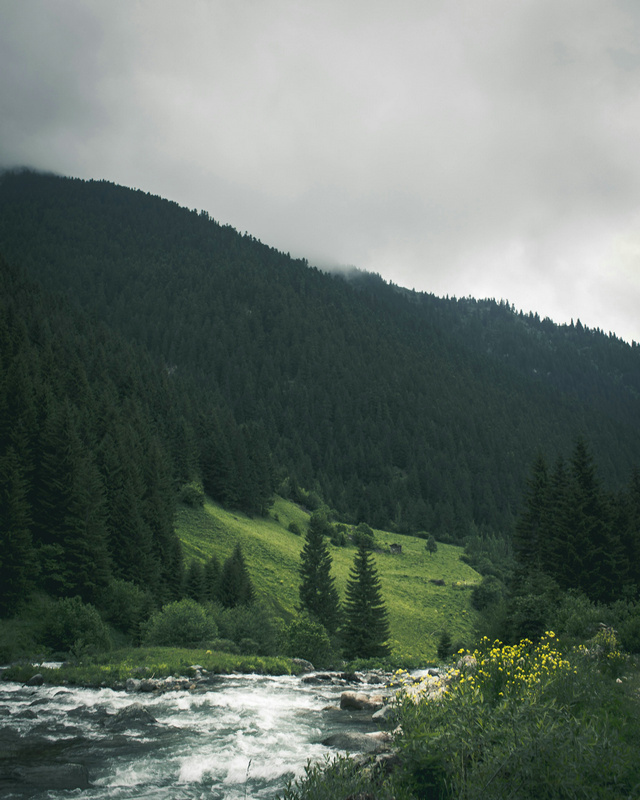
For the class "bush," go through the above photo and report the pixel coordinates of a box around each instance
[99,580,154,641]
[393,633,639,799]
[142,599,217,647]
[352,522,375,549]
[471,575,505,612]
[42,596,112,657]
[288,521,301,536]
[436,629,453,661]
[619,611,640,653]
[285,614,335,668]
[209,602,280,656]
[280,754,398,800]
[178,480,205,506]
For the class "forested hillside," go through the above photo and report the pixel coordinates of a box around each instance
[0,257,188,616]
[1,168,640,543]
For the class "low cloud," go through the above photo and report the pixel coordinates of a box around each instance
[1,0,640,341]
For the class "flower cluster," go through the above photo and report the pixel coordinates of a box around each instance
[449,633,575,704]
[576,626,626,675]
[396,633,576,707]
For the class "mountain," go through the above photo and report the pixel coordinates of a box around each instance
[1,168,639,542]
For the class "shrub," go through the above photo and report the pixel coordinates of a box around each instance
[471,575,505,611]
[209,602,280,656]
[178,480,205,507]
[42,596,112,657]
[280,754,398,800]
[619,611,640,654]
[288,521,301,536]
[142,599,217,647]
[352,522,375,549]
[436,629,453,661]
[99,579,154,641]
[285,614,335,668]
[394,633,639,799]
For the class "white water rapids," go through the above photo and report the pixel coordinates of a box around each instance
[0,673,386,799]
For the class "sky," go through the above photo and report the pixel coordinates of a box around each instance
[2,1,640,344]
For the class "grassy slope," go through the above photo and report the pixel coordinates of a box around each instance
[177,496,481,662]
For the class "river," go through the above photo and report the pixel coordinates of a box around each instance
[0,672,389,799]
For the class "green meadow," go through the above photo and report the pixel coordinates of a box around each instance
[178,497,482,662]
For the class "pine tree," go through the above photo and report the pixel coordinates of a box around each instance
[299,510,341,633]
[219,544,254,608]
[513,453,550,576]
[342,540,390,660]
[184,560,206,603]
[0,448,35,616]
[204,555,221,602]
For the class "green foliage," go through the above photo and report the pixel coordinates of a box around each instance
[179,480,205,507]
[1,646,302,686]
[284,613,335,668]
[425,534,438,555]
[471,575,505,612]
[142,599,217,647]
[5,170,640,548]
[177,496,481,661]
[393,634,640,799]
[436,629,453,661]
[219,543,254,608]
[352,522,375,549]
[42,596,112,657]
[342,541,390,659]
[514,440,639,605]
[299,512,341,634]
[619,610,640,654]
[279,754,399,800]
[209,602,281,656]
[99,579,154,641]
[0,255,188,616]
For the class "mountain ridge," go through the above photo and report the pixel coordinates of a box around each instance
[1,168,639,538]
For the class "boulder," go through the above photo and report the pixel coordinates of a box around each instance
[291,658,315,673]
[26,673,44,686]
[322,730,392,753]
[372,704,395,722]
[4,763,89,791]
[301,672,335,684]
[101,703,157,731]
[340,691,384,711]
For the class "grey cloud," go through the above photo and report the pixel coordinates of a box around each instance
[1,0,640,342]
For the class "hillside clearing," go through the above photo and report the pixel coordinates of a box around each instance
[177,496,481,661]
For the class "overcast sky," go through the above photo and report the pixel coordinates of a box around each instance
[2,0,640,343]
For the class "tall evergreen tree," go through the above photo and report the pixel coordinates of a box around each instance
[342,540,390,660]
[299,510,341,634]
[0,448,35,616]
[219,544,254,608]
[513,453,550,576]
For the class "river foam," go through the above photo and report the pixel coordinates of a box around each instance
[0,673,386,799]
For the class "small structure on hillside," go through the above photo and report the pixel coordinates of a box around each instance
[389,543,402,555]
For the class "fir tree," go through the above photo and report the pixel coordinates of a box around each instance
[0,448,35,616]
[299,510,341,633]
[342,540,390,660]
[513,453,550,576]
[219,544,254,608]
